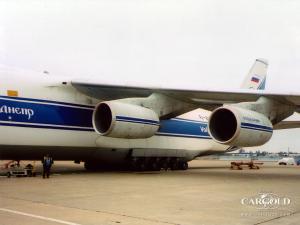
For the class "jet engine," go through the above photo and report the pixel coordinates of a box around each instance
[208,106,273,147]
[93,101,160,139]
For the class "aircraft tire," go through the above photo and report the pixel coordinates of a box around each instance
[151,160,161,171]
[130,158,139,171]
[137,158,147,171]
[170,160,179,170]
[84,161,100,171]
[162,160,169,171]
[180,162,188,170]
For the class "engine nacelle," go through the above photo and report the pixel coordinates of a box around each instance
[208,106,273,147]
[93,101,160,139]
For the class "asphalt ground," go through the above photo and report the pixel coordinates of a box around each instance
[0,159,299,225]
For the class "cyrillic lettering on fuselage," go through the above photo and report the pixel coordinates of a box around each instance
[0,105,34,120]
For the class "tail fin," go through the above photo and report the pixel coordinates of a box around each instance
[241,58,268,90]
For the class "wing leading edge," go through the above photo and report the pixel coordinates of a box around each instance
[72,80,300,109]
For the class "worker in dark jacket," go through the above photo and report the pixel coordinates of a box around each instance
[42,154,53,178]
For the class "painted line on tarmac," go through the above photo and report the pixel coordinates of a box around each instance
[0,208,83,225]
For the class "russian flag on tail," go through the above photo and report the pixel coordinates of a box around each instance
[251,76,260,83]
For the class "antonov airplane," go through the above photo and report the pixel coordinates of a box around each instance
[0,59,299,170]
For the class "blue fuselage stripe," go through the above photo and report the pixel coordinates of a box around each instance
[0,96,212,138]
[158,118,210,139]
[0,96,273,139]
[0,122,94,131]
[0,95,95,109]
[0,97,94,129]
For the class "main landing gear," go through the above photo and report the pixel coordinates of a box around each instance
[130,157,188,171]
[83,157,189,171]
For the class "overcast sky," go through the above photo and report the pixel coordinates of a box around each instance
[0,0,300,152]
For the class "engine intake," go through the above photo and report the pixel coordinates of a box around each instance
[209,108,237,142]
[93,101,160,139]
[208,106,273,147]
[94,103,113,134]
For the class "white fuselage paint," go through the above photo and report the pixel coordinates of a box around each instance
[0,69,228,162]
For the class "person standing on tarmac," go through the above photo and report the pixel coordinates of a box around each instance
[42,154,53,178]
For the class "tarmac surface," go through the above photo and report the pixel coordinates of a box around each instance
[0,159,299,225]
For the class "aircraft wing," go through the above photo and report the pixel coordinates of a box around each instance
[71,80,300,110]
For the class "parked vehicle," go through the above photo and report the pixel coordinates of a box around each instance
[0,161,36,177]
[278,157,296,165]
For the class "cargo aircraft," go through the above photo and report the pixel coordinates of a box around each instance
[0,59,299,170]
